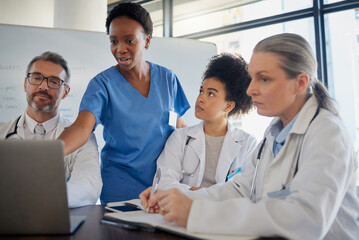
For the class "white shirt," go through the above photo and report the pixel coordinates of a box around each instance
[0,112,102,208]
[24,113,58,139]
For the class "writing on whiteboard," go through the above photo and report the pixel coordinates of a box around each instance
[0,64,23,72]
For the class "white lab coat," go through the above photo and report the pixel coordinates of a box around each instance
[185,96,359,239]
[157,121,257,191]
[0,112,102,208]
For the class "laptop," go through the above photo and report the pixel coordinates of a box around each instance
[0,140,85,235]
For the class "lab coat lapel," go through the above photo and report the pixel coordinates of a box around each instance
[216,122,243,182]
[260,96,319,195]
[270,96,319,165]
[15,113,27,140]
[186,122,206,185]
[260,129,302,197]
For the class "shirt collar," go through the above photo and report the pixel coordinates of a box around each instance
[24,112,60,134]
[270,114,299,144]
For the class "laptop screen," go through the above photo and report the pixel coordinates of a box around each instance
[0,140,74,234]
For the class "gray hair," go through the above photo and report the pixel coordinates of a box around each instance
[26,51,71,84]
[253,33,338,116]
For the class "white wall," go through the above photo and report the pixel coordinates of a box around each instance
[54,0,107,32]
[0,0,55,28]
[0,0,107,32]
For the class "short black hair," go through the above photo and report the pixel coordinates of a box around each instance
[202,53,252,117]
[106,2,153,36]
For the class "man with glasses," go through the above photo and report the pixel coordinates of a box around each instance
[0,51,102,208]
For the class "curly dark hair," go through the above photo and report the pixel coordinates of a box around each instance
[105,2,153,36]
[202,53,252,117]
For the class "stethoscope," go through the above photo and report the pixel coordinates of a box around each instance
[181,136,199,177]
[5,116,22,139]
[249,106,320,201]
[249,137,266,200]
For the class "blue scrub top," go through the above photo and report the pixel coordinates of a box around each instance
[79,62,190,203]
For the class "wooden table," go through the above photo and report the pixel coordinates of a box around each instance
[0,205,188,240]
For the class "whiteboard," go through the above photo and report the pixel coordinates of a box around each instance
[0,24,217,148]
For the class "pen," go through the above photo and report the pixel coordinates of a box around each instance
[146,168,161,213]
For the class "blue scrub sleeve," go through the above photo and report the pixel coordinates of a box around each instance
[79,76,108,130]
[172,75,190,118]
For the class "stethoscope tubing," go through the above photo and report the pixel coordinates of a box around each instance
[181,136,199,177]
[250,138,266,201]
[5,116,21,139]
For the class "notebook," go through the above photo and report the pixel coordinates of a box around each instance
[0,140,85,235]
[103,200,254,240]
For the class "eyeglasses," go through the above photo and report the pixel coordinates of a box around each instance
[26,72,67,89]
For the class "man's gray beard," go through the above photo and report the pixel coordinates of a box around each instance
[28,99,53,112]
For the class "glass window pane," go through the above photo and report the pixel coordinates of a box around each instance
[153,25,163,37]
[142,0,163,37]
[173,0,313,37]
[200,18,315,141]
[324,0,346,4]
[325,8,359,156]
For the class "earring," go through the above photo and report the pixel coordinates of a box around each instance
[224,111,228,118]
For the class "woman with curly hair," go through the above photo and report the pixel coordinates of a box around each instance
[156,53,257,191]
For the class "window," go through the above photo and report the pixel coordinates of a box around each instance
[200,17,315,141]
[141,0,163,37]
[325,8,359,155]
[325,0,347,4]
[173,0,312,36]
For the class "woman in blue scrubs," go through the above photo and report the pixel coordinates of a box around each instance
[59,2,190,203]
